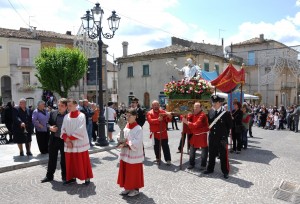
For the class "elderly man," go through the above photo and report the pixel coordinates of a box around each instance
[147,100,172,165]
[182,102,209,170]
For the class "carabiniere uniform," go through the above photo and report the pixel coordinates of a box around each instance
[206,105,233,177]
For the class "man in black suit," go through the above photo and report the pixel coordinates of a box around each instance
[204,95,233,179]
[41,98,70,184]
[130,98,146,127]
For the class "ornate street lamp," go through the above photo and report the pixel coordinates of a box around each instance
[81,2,120,146]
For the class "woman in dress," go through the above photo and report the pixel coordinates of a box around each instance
[12,98,33,156]
[32,101,50,154]
[117,108,144,197]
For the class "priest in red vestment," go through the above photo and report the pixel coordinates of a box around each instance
[117,108,144,197]
[182,102,209,170]
[61,98,93,185]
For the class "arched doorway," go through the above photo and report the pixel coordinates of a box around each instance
[1,76,12,104]
[144,92,150,109]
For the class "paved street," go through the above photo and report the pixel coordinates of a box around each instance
[0,123,300,204]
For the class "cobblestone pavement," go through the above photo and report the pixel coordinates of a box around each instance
[0,123,300,204]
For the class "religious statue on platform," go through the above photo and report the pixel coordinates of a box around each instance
[173,58,201,81]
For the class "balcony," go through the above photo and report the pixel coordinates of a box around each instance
[17,84,37,92]
[17,58,35,67]
[281,82,296,89]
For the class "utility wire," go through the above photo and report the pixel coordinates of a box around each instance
[7,0,29,26]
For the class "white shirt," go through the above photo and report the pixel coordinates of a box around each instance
[119,125,144,164]
[104,106,116,122]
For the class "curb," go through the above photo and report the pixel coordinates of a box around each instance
[0,145,117,174]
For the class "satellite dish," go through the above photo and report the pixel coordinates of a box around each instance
[225,46,231,53]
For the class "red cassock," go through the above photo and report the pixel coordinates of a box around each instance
[117,160,144,190]
[147,109,171,140]
[65,151,93,181]
[187,111,209,148]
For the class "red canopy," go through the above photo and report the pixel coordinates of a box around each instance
[211,64,245,93]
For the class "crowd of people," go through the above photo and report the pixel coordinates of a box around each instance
[1,95,300,197]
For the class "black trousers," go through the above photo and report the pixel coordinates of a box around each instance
[189,146,208,167]
[231,129,242,151]
[178,133,192,151]
[172,118,178,130]
[92,122,98,141]
[46,136,66,180]
[154,138,171,162]
[36,131,50,154]
[249,121,253,136]
[207,139,229,175]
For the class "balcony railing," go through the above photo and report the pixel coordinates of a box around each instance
[281,82,296,89]
[17,58,35,67]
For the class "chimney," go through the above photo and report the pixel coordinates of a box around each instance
[32,27,37,38]
[259,34,264,42]
[122,41,128,57]
[66,31,72,35]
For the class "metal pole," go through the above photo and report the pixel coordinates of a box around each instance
[96,32,109,146]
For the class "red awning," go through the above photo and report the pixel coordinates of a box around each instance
[211,64,245,93]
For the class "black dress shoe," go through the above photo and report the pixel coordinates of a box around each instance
[20,151,24,156]
[26,152,33,156]
[224,174,229,179]
[203,170,213,174]
[187,165,194,169]
[84,179,90,186]
[63,178,76,185]
[41,177,53,183]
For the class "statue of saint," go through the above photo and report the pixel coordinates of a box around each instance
[174,58,201,81]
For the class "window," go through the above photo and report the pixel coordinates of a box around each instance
[21,47,30,66]
[87,58,97,85]
[214,64,219,74]
[22,72,30,86]
[248,51,255,65]
[204,62,209,72]
[143,65,150,76]
[127,66,133,77]
[56,44,65,49]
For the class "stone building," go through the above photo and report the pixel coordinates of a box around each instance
[0,26,110,106]
[116,37,226,109]
[229,34,300,106]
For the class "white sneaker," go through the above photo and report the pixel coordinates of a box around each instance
[120,190,130,195]
[128,190,139,197]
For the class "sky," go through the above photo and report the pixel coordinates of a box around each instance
[1,0,300,61]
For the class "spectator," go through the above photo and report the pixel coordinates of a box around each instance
[104,101,116,142]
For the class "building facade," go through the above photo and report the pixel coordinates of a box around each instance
[229,34,300,106]
[117,37,225,109]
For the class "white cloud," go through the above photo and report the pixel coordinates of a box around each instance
[2,0,300,61]
[225,12,300,47]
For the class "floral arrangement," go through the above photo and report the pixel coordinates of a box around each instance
[164,78,214,99]
[18,84,37,92]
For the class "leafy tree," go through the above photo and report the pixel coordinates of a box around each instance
[35,47,87,98]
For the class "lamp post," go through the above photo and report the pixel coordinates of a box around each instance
[81,2,120,146]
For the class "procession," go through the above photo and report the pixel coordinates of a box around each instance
[2,0,300,203]
[1,56,296,199]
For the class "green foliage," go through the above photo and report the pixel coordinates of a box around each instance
[35,47,87,98]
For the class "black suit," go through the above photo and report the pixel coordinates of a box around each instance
[207,109,232,175]
[46,110,66,181]
[136,107,146,127]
